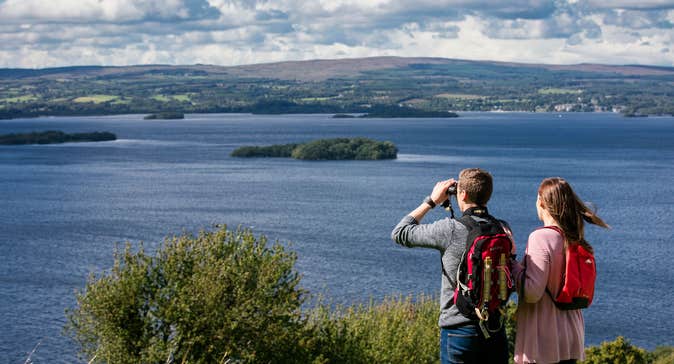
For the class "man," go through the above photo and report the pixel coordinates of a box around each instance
[391,168,510,364]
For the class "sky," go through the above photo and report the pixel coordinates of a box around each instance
[0,0,673,68]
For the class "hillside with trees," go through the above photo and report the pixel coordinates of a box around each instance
[1,57,673,119]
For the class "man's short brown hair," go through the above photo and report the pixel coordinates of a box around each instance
[458,168,493,206]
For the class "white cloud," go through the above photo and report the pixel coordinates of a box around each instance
[0,0,199,23]
[586,0,674,11]
[0,0,672,68]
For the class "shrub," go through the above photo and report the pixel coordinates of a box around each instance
[303,295,439,364]
[652,346,674,364]
[66,226,306,364]
[583,336,651,364]
[503,300,517,362]
[303,297,518,364]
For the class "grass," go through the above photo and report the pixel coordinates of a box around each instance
[49,97,70,103]
[538,88,582,95]
[151,94,192,102]
[401,98,428,105]
[304,294,440,363]
[435,93,484,100]
[72,95,119,103]
[298,96,341,102]
[110,98,131,105]
[1,95,39,103]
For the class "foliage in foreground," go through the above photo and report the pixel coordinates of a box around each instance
[304,295,440,364]
[66,226,673,363]
[66,226,305,364]
[583,336,674,364]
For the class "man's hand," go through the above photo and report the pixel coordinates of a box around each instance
[431,178,457,205]
[408,178,457,223]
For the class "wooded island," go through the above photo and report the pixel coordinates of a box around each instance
[0,130,117,145]
[231,137,397,160]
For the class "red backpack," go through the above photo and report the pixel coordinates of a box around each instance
[447,210,515,338]
[542,226,596,310]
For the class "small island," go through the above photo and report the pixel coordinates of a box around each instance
[231,137,397,160]
[0,131,117,145]
[144,112,185,120]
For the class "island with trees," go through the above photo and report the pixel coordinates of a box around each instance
[0,130,117,145]
[231,137,397,160]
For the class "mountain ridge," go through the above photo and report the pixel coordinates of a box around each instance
[3,56,673,81]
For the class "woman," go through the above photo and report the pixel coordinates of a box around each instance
[512,177,609,364]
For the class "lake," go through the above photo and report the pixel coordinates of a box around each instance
[1,112,673,362]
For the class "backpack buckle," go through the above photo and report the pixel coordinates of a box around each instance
[478,320,491,339]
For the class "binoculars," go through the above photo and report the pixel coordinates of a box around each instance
[441,185,457,209]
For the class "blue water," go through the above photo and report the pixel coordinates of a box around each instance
[1,112,673,362]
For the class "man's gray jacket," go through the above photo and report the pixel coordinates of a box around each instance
[391,213,489,328]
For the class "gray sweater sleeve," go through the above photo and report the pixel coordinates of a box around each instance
[391,215,456,251]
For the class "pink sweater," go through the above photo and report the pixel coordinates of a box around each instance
[512,228,585,364]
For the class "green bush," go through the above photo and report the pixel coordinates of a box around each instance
[652,346,674,364]
[583,336,651,364]
[303,295,440,364]
[66,226,306,364]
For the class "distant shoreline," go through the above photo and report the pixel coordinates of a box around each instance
[0,110,656,121]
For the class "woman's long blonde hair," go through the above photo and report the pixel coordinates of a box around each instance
[538,177,609,253]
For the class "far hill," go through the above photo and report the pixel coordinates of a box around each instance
[1,56,673,118]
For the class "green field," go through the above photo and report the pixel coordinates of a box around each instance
[72,95,120,103]
[298,96,337,102]
[435,93,484,99]
[538,88,582,95]
[1,95,39,103]
[151,94,192,102]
